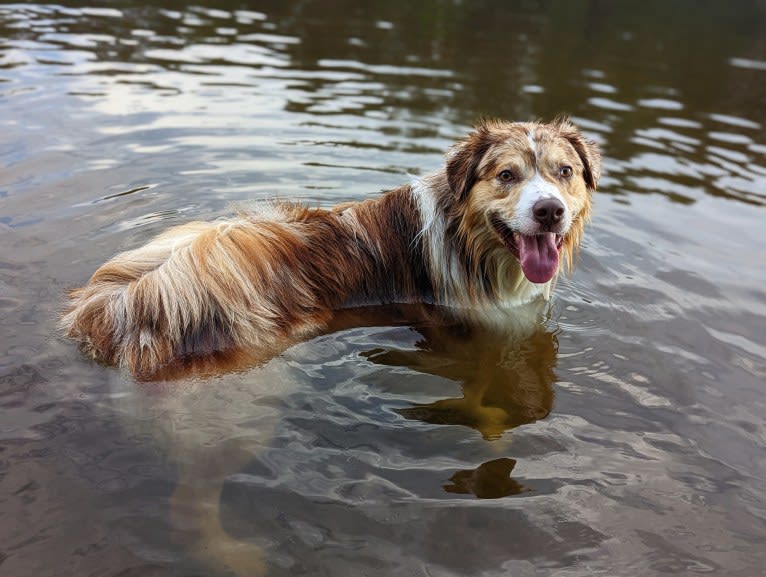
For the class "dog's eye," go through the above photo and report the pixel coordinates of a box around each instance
[560,166,573,178]
[498,170,515,183]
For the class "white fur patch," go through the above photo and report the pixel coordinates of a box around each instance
[527,131,537,156]
[411,177,446,271]
[511,172,571,235]
[411,178,468,301]
[411,178,438,243]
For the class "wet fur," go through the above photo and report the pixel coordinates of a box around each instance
[61,118,601,378]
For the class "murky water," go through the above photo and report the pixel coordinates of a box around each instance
[2,2,765,576]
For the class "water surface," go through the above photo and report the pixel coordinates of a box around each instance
[1,2,765,576]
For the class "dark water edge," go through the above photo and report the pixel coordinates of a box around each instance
[1,2,765,576]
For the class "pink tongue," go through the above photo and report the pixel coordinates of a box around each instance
[518,233,560,284]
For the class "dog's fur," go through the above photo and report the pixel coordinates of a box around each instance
[61,118,601,378]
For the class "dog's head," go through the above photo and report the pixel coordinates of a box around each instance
[446,118,601,284]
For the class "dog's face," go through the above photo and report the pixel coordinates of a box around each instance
[447,119,601,284]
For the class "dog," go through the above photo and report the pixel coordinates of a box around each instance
[61,118,601,379]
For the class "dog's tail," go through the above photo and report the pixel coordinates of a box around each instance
[60,221,237,377]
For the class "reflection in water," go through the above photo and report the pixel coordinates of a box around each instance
[444,458,528,498]
[168,440,270,577]
[362,317,556,440]
[145,303,556,574]
[2,1,766,576]
[357,309,556,499]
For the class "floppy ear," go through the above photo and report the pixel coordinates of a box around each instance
[446,120,500,201]
[554,117,602,191]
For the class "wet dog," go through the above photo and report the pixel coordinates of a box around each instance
[61,118,601,378]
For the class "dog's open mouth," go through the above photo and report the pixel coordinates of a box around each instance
[491,216,563,284]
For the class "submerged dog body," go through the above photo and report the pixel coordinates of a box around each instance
[62,118,601,377]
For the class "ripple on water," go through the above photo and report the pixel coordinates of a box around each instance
[1,3,766,576]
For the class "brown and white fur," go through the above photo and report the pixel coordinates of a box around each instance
[61,118,601,379]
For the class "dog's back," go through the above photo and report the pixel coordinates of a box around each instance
[61,194,427,378]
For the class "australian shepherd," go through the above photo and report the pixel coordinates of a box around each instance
[61,118,601,379]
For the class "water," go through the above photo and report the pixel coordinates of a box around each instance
[2,2,765,576]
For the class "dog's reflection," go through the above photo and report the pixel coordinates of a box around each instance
[444,457,527,498]
[355,309,557,499]
[137,303,558,575]
[358,310,556,441]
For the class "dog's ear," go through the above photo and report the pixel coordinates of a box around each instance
[446,120,499,201]
[554,117,602,191]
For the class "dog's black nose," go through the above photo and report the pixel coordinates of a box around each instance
[533,198,565,227]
